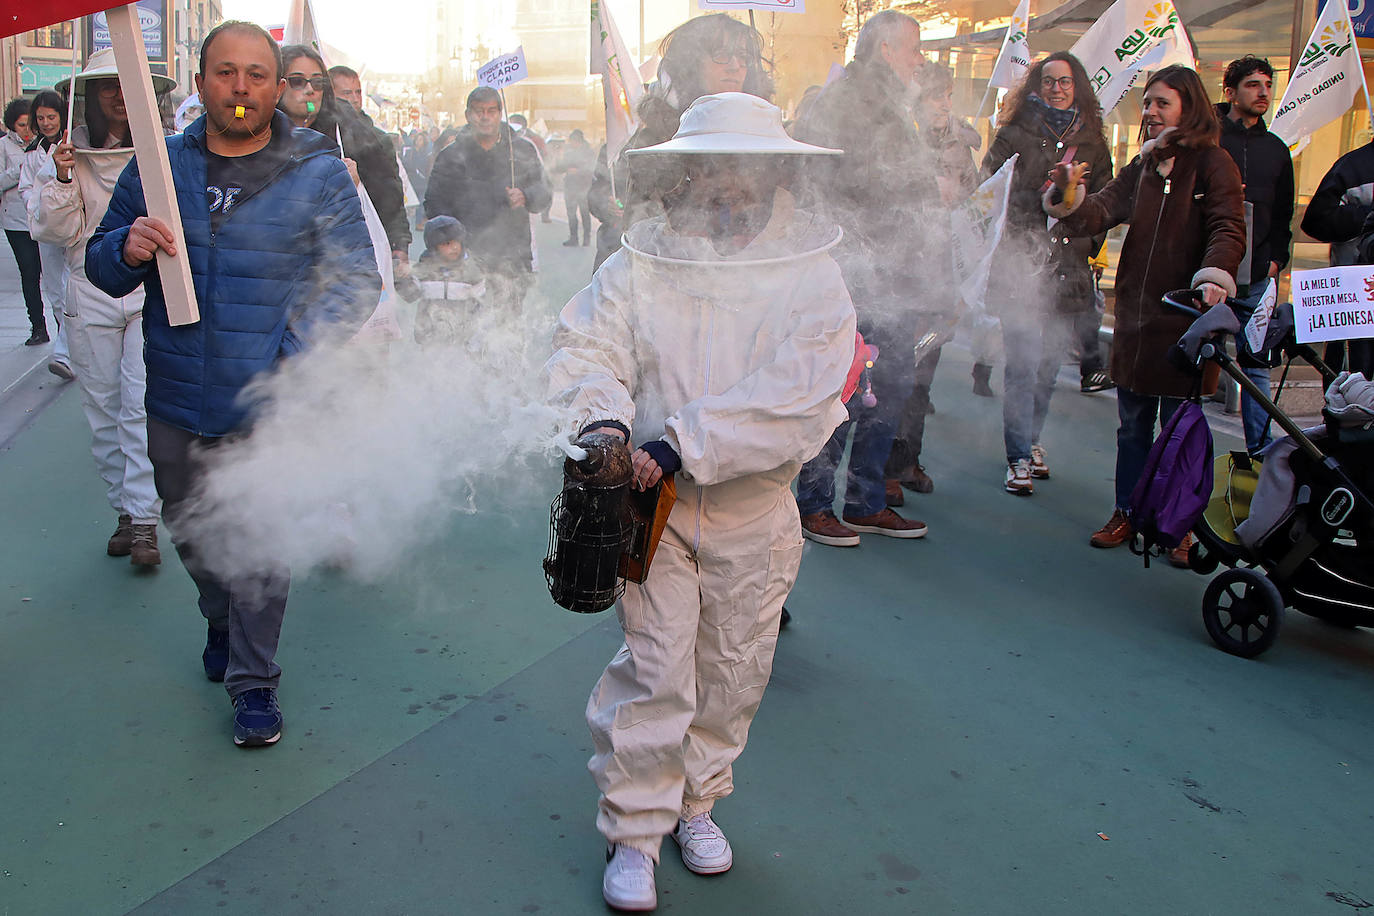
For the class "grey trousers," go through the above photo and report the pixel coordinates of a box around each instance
[146,417,290,698]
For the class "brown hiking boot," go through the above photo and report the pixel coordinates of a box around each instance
[900,465,934,494]
[842,508,928,539]
[1090,509,1133,548]
[801,511,861,547]
[107,514,134,556]
[129,524,161,567]
[884,479,904,507]
[1167,532,1195,569]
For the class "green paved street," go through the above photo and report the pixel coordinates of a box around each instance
[3,219,1374,915]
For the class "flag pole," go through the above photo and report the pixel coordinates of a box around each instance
[500,87,516,188]
[65,22,79,142]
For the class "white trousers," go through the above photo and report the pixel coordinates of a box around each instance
[587,487,803,861]
[37,240,69,365]
[65,309,160,525]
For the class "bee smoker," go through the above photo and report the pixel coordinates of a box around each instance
[543,432,635,614]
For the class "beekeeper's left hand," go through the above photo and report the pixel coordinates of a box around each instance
[633,440,682,491]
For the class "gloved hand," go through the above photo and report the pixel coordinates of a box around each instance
[1325,371,1374,422]
[1177,303,1243,363]
[632,440,681,491]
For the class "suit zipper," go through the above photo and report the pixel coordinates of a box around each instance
[690,306,714,559]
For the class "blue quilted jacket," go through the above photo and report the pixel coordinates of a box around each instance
[85,111,381,436]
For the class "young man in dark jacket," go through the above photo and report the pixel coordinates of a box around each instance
[423,87,550,315]
[84,21,380,748]
[1216,55,1295,455]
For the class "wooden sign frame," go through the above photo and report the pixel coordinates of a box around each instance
[105,2,199,325]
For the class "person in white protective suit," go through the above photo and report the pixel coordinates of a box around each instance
[544,93,855,913]
[30,50,170,567]
[19,90,75,380]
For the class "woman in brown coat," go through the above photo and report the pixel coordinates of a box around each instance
[1046,65,1245,548]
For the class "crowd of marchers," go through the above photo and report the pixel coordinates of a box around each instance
[6,10,1374,913]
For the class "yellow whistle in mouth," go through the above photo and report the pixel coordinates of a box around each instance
[234,105,246,118]
[306,101,316,113]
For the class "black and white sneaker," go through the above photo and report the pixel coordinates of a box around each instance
[232,687,282,747]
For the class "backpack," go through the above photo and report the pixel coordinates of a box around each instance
[1128,400,1214,566]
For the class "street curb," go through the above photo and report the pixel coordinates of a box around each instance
[0,350,72,454]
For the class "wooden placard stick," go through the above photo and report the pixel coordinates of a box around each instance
[105,2,199,325]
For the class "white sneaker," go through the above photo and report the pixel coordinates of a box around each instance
[603,844,656,911]
[1005,459,1034,495]
[1030,443,1050,479]
[672,812,733,875]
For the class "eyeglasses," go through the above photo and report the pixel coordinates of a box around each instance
[285,75,329,91]
[709,49,750,66]
[1040,76,1075,90]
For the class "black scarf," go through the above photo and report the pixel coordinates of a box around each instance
[1028,93,1078,137]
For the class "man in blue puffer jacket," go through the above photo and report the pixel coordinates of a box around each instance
[85,21,380,748]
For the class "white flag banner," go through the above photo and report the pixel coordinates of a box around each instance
[1272,0,1365,155]
[283,0,323,57]
[477,47,529,90]
[699,0,805,11]
[591,0,644,162]
[1070,0,1193,114]
[988,0,1032,90]
[951,153,1018,314]
[1292,266,1374,344]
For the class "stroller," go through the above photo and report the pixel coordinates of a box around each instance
[1164,288,1374,658]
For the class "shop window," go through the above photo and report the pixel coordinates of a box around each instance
[28,22,74,49]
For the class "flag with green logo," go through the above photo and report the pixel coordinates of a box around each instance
[1069,0,1194,114]
[1272,0,1367,155]
[951,154,1017,314]
[988,0,1032,90]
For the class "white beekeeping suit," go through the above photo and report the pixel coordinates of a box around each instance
[20,136,72,375]
[544,95,855,903]
[30,51,171,549]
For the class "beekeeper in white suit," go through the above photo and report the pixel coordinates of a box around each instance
[31,50,168,567]
[545,92,856,913]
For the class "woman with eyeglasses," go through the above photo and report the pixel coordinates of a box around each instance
[31,49,174,567]
[278,45,411,264]
[587,13,774,270]
[983,51,1114,497]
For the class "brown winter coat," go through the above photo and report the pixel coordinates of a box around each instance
[1050,141,1245,398]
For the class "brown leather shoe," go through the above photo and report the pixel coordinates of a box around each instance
[900,465,934,494]
[1167,532,1195,569]
[1090,509,1133,548]
[129,524,161,567]
[842,508,928,539]
[884,479,904,507]
[801,511,860,547]
[107,514,134,557]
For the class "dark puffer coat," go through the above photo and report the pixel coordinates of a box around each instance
[1050,139,1245,398]
[84,111,381,436]
[983,104,1113,315]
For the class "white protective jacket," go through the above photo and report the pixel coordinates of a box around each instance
[29,126,144,326]
[0,131,30,232]
[547,189,856,554]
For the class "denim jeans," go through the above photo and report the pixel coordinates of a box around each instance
[1232,285,1274,454]
[5,229,45,335]
[798,320,915,519]
[1114,385,1184,509]
[1002,311,1069,463]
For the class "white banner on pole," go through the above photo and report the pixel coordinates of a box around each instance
[477,47,529,90]
[987,0,1032,90]
[1069,0,1193,114]
[1272,0,1366,155]
[1292,266,1374,344]
[591,1,643,162]
[699,0,805,11]
[951,153,1017,313]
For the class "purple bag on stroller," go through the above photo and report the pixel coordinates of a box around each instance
[1128,400,1214,565]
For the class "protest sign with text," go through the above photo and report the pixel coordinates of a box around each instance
[477,47,529,90]
[1292,265,1374,344]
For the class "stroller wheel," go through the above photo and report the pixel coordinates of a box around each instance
[1202,568,1284,658]
[1189,539,1219,575]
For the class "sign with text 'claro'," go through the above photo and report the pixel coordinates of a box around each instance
[1292,266,1374,344]
[477,47,529,90]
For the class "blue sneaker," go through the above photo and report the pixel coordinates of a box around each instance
[232,688,283,747]
[203,625,229,682]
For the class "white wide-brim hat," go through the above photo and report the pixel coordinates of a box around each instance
[56,48,177,94]
[629,92,841,156]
